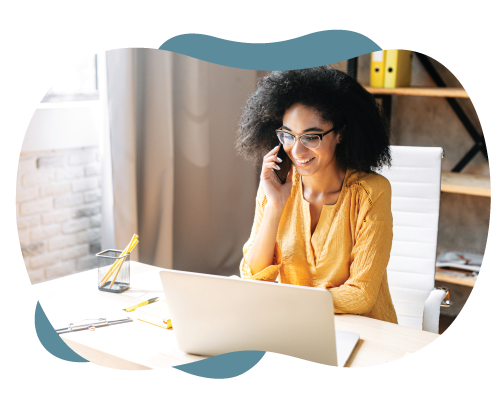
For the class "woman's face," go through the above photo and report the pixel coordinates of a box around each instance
[281,103,341,177]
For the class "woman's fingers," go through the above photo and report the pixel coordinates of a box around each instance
[263,145,280,159]
[261,162,282,184]
[263,147,283,165]
[264,154,282,164]
[261,146,287,185]
[262,161,281,172]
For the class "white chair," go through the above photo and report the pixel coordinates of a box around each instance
[377,145,448,333]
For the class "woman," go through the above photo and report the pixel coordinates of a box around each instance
[235,66,397,324]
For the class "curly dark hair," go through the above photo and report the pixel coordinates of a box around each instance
[235,66,391,172]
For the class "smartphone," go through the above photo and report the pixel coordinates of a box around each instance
[272,144,292,184]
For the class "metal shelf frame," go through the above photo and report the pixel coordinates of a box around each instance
[346,54,486,172]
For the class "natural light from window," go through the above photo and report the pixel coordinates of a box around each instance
[41,55,98,103]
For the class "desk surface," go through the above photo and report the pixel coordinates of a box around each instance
[34,262,439,369]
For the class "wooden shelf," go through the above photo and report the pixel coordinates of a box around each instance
[364,86,469,98]
[441,172,490,197]
[435,271,476,287]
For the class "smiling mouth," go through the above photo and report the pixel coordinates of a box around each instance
[295,157,315,166]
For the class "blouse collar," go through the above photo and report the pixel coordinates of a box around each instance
[294,166,353,207]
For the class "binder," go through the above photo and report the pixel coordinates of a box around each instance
[370,51,386,88]
[383,50,413,88]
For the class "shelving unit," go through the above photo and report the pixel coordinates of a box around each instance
[435,270,476,288]
[441,172,490,197]
[356,52,488,173]
[364,85,490,198]
[364,86,468,98]
[356,51,500,197]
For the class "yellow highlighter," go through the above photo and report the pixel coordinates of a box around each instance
[123,297,159,312]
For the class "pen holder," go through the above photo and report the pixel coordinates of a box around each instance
[96,249,130,293]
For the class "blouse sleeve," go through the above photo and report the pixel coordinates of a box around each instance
[329,179,393,315]
[239,183,282,282]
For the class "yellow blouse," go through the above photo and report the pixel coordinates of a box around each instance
[239,167,398,324]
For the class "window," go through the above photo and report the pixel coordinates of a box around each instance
[20,53,105,284]
[41,55,99,103]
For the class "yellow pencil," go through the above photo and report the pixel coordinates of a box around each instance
[99,235,137,285]
[102,238,138,286]
[104,235,137,280]
[109,239,139,288]
[100,234,138,287]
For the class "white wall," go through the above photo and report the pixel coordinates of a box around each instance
[0,116,29,283]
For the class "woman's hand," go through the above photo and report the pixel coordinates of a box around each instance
[243,146,292,275]
[260,145,293,210]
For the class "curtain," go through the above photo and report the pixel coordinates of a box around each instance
[135,49,176,269]
[102,49,139,256]
[101,48,258,276]
[171,52,259,275]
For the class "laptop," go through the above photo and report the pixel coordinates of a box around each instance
[159,269,360,367]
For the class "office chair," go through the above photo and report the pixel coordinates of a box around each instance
[378,145,448,333]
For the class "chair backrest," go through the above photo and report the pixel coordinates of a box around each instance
[377,145,443,330]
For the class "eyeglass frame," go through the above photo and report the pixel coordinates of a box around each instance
[275,125,343,149]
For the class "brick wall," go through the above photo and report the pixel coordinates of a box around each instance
[17,147,102,284]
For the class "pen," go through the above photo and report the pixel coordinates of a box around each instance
[123,297,159,312]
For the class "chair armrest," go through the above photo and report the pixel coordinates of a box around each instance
[423,288,447,333]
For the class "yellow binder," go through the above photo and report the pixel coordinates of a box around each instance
[383,50,413,88]
[370,51,386,87]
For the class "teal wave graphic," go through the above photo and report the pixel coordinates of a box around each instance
[0,301,89,363]
[174,351,336,379]
[0,29,500,71]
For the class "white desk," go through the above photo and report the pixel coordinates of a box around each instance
[33,262,439,369]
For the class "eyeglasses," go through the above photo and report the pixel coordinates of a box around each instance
[275,126,340,149]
